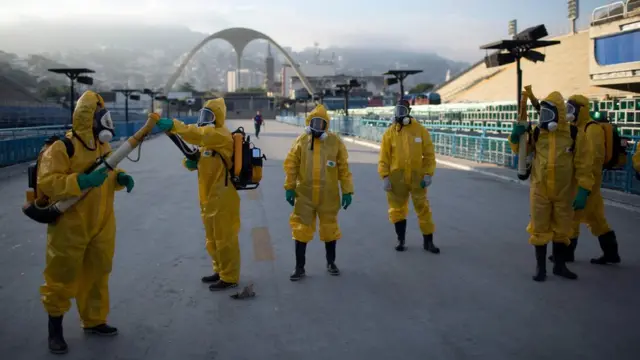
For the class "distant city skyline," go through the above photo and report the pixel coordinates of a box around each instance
[0,0,613,61]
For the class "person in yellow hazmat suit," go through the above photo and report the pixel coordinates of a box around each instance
[284,104,354,281]
[38,90,136,354]
[378,99,439,254]
[156,98,241,291]
[549,94,620,265]
[509,91,593,282]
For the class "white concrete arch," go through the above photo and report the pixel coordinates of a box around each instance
[163,27,315,96]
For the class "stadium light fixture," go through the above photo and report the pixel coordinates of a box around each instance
[142,88,162,113]
[335,79,361,118]
[47,68,95,125]
[111,89,141,131]
[480,24,560,114]
[382,70,422,102]
[508,20,517,38]
[568,0,579,33]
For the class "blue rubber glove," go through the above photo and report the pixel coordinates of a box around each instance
[156,118,174,132]
[77,167,109,191]
[285,189,296,206]
[341,193,352,210]
[117,172,135,193]
[510,124,527,144]
[572,187,590,210]
[185,159,198,170]
[420,175,432,189]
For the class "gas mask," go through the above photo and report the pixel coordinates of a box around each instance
[394,104,411,125]
[197,108,216,127]
[539,101,559,132]
[305,117,328,140]
[93,108,115,143]
[566,100,580,124]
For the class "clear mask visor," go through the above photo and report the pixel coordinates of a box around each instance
[395,105,409,118]
[309,117,327,132]
[198,108,216,127]
[566,102,576,118]
[99,110,114,130]
[539,104,557,124]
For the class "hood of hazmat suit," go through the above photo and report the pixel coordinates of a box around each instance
[38,90,127,328]
[510,91,593,246]
[567,94,609,237]
[284,104,354,243]
[168,97,241,283]
[377,116,437,235]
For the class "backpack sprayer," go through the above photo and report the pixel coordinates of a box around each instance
[22,113,161,224]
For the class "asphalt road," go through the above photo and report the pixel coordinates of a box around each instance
[1,119,639,360]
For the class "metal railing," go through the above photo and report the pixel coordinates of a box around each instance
[0,116,199,168]
[276,115,640,195]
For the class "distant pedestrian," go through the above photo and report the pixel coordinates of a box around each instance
[254,111,263,138]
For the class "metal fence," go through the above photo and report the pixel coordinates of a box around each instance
[0,116,199,168]
[276,115,640,195]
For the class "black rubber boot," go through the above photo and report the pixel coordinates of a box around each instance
[423,234,440,254]
[325,241,340,276]
[532,245,547,282]
[208,280,238,291]
[83,323,118,336]
[591,231,621,265]
[201,273,220,283]
[549,238,578,263]
[290,240,307,281]
[48,315,68,354]
[552,242,578,280]
[394,219,407,251]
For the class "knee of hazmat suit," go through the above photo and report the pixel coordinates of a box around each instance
[567,94,610,237]
[283,104,354,243]
[166,98,241,283]
[38,90,126,324]
[377,100,436,234]
[526,91,594,246]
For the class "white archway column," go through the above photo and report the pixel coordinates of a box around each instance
[163,27,316,96]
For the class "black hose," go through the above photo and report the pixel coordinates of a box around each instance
[166,133,200,161]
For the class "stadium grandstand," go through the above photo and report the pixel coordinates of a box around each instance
[0,74,69,129]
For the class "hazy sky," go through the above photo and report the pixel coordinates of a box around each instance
[0,0,614,61]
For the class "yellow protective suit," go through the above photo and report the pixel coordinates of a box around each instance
[378,117,436,235]
[283,105,354,243]
[508,92,594,246]
[168,98,241,283]
[633,146,640,173]
[568,94,610,238]
[39,91,126,328]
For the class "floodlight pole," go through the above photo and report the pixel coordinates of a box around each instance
[517,57,522,115]
[112,89,139,136]
[47,68,95,125]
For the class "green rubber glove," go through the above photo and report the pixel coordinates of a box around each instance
[510,124,527,144]
[117,172,135,193]
[77,167,109,191]
[341,193,352,210]
[420,175,432,189]
[285,189,296,206]
[156,118,174,132]
[572,187,590,210]
[185,158,198,170]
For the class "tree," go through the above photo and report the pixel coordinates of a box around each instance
[39,85,68,100]
[408,83,435,94]
[178,82,196,92]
